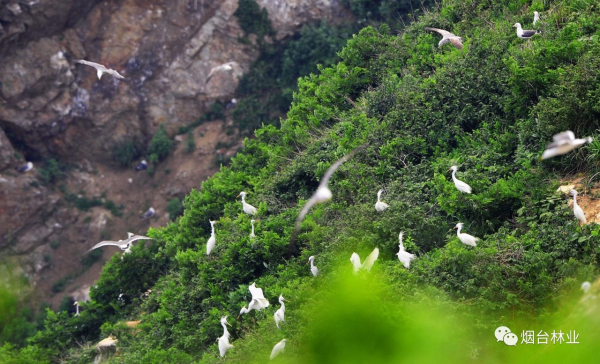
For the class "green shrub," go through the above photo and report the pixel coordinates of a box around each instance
[167,198,184,220]
[38,159,65,184]
[112,138,142,168]
[147,124,173,164]
[185,131,196,153]
[234,0,274,39]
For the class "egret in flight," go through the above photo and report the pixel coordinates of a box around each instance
[85,233,151,254]
[397,232,416,268]
[375,189,389,212]
[541,131,592,160]
[206,220,218,255]
[308,256,319,277]
[454,223,478,247]
[290,145,366,252]
[350,248,379,274]
[218,316,234,357]
[270,339,287,360]
[239,283,270,315]
[570,189,587,224]
[238,192,258,215]
[274,295,287,329]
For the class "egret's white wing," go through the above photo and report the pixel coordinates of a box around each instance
[319,145,366,188]
[105,68,124,79]
[75,60,108,72]
[424,27,458,38]
[553,130,575,142]
[85,241,121,253]
[124,234,152,245]
[249,284,266,300]
[362,248,379,272]
[350,252,362,272]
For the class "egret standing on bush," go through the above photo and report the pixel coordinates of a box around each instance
[238,191,257,215]
[270,339,287,360]
[454,223,479,247]
[274,295,287,329]
[570,189,587,224]
[218,316,233,357]
[449,166,472,194]
[397,232,416,268]
[308,256,319,277]
[206,220,218,255]
[375,189,389,212]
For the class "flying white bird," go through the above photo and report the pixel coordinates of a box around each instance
[540,130,592,160]
[16,161,33,173]
[135,160,147,171]
[425,27,463,50]
[292,146,366,242]
[218,316,234,357]
[85,233,152,254]
[270,339,287,360]
[513,23,541,39]
[206,220,218,255]
[533,11,540,25]
[449,166,472,194]
[274,295,287,329]
[75,60,124,80]
[250,219,258,238]
[454,223,478,247]
[206,61,241,83]
[239,282,270,315]
[397,232,416,269]
[73,301,80,316]
[350,248,379,274]
[142,207,156,219]
[308,255,319,277]
[375,189,389,212]
[238,191,258,215]
[570,190,587,224]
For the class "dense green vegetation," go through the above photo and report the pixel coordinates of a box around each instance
[3,0,600,362]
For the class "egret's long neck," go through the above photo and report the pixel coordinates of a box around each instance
[241,195,246,204]
[377,191,382,202]
[221,322,229,336]
[280,299,285,311]
[451,169,458,182]
[211,223,215,235]
[573,194,578,206]
[310,260,315,269]
[75,304,79,315]
[456,225,462,236]
[251,222,255,235]
[399,237,404,251]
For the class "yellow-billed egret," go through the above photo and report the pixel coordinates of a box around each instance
[250,219,258,238]
[238,191,258,215]
[308,256,319,276]
[73,301,80,316]
[206,220,218,255]
[239,283,269,316]
[218,316,233,357]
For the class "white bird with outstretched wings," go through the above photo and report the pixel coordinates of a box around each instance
[75,60,125,80]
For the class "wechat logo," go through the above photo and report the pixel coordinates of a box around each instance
[495,326,517,346]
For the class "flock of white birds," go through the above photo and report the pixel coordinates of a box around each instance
[53,10,594,359]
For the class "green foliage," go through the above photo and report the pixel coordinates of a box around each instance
[344,0,435,26]
[185,132,195,153]
[38,159,65,184]
[112,138,142,168]
[234,0,274,39]
[147,124,173,164]
[167,198,184,221]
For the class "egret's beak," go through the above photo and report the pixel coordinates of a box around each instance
[73,302,77,306]
[226,321,232,326]
[237,193,241,197]
[453,226,457,229]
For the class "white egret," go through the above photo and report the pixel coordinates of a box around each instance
[75,60,124,79]
[513,23,541,39]
[454,223,479,247]
[424,27,463,50]
[206,220,218,255]
[570,190,587,224]
[239,283,270,316]
[85,233,151,254]
[350,248,379,274]
[581,281,591,294]
[218,316,233,357]
[449,166,472,194]
[73,301,80,316]
[533,11,540,25]
[375,189,389,212]
[291,145,366,247]
[270,339,287,360]
[308,256,319,276]
[541,131,592,160]
[238,191,258,215]
[250,219,257,238]
[397,232,416,269]
[274,295,287,329]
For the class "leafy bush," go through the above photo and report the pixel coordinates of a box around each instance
[112,138,142,168]
[167,198,184,220]
[37,159,65,184]
[185,132,195,153]
[147,124,173,164]
[233,0,274,39]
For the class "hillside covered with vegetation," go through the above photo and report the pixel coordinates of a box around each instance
[3,0,600,362]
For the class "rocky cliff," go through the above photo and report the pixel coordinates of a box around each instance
[0,0,338,306]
